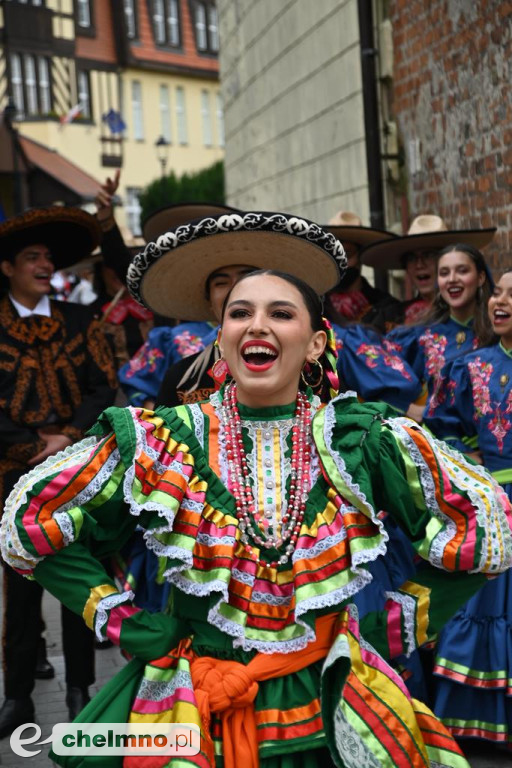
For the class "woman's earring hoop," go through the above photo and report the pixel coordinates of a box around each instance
[301,359,324,389]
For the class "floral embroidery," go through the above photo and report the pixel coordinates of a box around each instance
[173,331,206,358]
[487,407,511,454]
[468,359,494,419]
[125,345,164,378]
[383,338,403,355]
[356,343,412,381]
[420,331,448,416]
[468,359,512,454]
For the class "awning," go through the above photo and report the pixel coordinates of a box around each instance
[18,134,100,201]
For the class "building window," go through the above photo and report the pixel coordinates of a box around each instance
[10,53,53,118]
[195,3,207,50]
[125,187,142,237]
[194,1,218,53]
[152,0,180,47]
[76,0,91,27]
[131,80,144,140]
[123,0,137,38]
[10,54,25,117]
[201,89,212,147]
[38,58,51,113]
[167,0,180,45]
[77,70,91,119]
[175,86,187,145]
[159,85,172,143]
[24,55,38,115]
[208,5,219,51]
[216,92,224,147]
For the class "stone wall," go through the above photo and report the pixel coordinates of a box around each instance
[390,0,512,272]
[217,0,370,224]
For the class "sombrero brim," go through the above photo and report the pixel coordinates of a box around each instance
[128,212,344,320]
[323,224,397,247]
[0,207,101,271]
[142,202,242,243]
[361,228,497,269]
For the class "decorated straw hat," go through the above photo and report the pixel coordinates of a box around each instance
[323,210,397,247]
[361,214,496,269]
[127,211,346,320]
[142,202,242,243]
[0,206,101,271]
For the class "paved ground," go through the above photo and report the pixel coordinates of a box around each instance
[0,587,510,767]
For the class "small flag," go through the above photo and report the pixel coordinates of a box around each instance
[59,102,82,125]
[102,109,126,135]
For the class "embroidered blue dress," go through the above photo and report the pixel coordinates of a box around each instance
[333,324,422,412]
[425,341,512,747]
[386,316,479,414]
[118,323,217,406]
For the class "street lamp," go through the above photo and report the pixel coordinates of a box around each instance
[155,136,170,176]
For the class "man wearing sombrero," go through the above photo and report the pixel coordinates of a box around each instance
[0,207,118,736]
[361,214,496,329]
[323,210,401,330]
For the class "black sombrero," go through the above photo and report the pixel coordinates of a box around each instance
[0,207,101,271]
[127,211,346,320]
[142,202,242,243]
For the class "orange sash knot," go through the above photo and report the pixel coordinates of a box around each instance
[190,613,339,768]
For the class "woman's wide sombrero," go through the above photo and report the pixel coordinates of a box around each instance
[0,206,101,271]
[361,214,496,269]
[127,211,346,320]
[142,202,241,243]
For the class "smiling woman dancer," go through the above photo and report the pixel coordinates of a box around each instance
[425,270,512,749]
[2,212,512,768]
[386,243,495,423]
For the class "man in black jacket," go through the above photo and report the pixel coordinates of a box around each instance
[0,207,118,737]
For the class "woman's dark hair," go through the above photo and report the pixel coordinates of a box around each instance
[418,243,495,347]
[221,269,325,331]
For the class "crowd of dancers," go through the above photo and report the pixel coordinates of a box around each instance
[0,176,510,767]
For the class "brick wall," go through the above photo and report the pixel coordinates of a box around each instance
[389,0,512,272]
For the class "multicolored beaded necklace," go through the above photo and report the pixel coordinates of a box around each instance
[220,381,312,569]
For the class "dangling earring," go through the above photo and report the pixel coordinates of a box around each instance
[477,285,483,302]
[301,359,324,389]
[211,357,230,387]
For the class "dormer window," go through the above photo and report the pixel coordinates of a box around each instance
[152,0,181,47]
[194,1,218,54]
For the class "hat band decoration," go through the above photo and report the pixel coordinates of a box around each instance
[126,211,347,312]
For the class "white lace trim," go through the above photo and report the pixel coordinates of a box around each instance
[94,590,135,641]
[231,567,255,586]
[207,604,317,654]
[431,430,512,573]
[321,395,389,569]
[293,526,347,561]
[386,416,512,573]
[53,512,75,546]
[197,532,237,547]
[386,418,452,569]
[188,403,206,450]
[251,590,293,606]
[136,669,193,702]
[384,589,417,657]
[0,436,100,571]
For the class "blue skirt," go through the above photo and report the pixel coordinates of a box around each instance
[432,482,512,748]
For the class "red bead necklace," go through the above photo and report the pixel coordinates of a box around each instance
[220,382,312,569]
